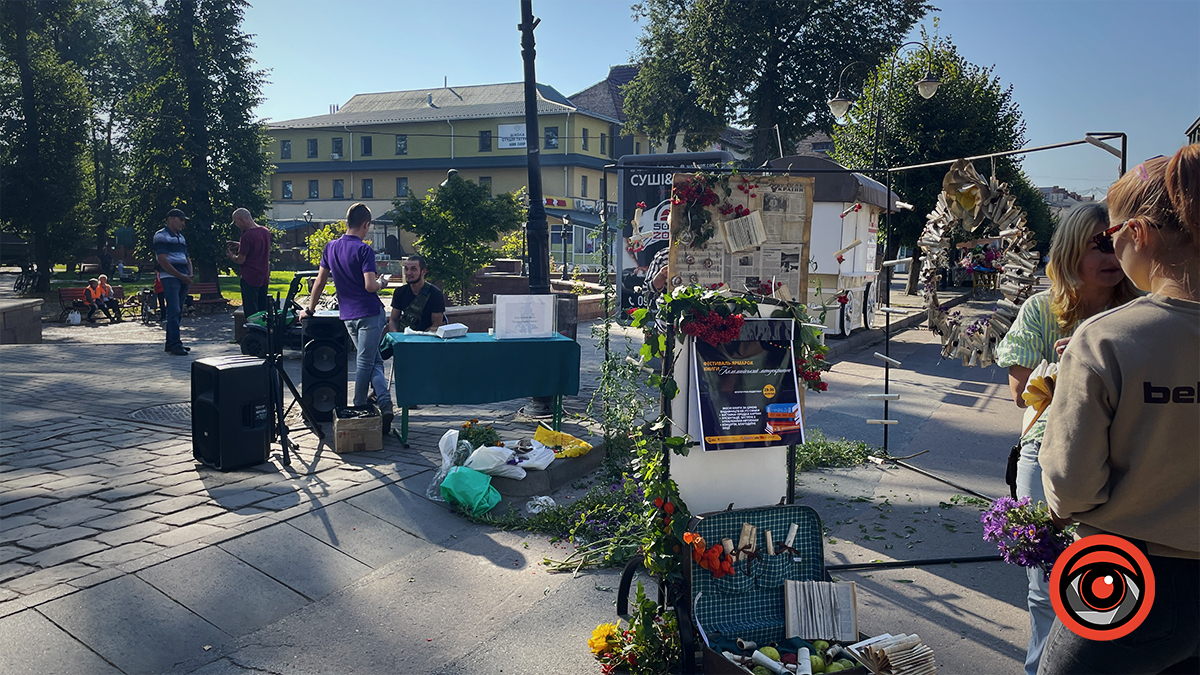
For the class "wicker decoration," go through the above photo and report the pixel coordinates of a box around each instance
[920,160,1041,367]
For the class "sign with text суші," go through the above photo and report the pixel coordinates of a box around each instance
[693,317,804,451]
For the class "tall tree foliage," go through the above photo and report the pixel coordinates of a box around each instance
[622,3,725,153]
[0,0,93,291]
[392,176,525,305]
[829,34,1053,292]
[126,0,270,284]
[627,0,930,165]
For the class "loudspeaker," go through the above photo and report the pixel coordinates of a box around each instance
[191,356,271,471]
[302,314,348,422]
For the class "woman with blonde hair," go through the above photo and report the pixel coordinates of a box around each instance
[1038,145,1199,674]
[994,200,1138,675]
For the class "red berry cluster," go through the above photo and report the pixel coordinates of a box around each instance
[836,292,850,305]
[754,280,784,296]
[796,353,830,392]
[671,178,719,207]
[680,310,744,346]
[736,175,759,199]
[719,202,752,218]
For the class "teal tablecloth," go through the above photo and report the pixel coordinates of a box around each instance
[383,332,580,407]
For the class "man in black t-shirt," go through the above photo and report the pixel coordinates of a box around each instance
[387,254,446,332]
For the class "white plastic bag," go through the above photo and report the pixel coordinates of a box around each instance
[68,310,82,326]
[426,429,472,501]
[465,446,526,480]
[526,496,556,514]
[519,442,556,471]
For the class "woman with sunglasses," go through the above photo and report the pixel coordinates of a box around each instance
[994,201,1139,675]
[1037,145,1199,675]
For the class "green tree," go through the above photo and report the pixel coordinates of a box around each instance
[630,0,930,166]
[126,0,271,285]
[830,34,1052,291]
[392,176,525,305]
[0,0,93,291]
[622,4,725,153]
[303,221,346,267]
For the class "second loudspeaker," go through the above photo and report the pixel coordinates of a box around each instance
[302,313,348,422]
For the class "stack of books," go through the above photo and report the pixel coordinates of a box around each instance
[783,580,858,642]
[847,633,936,675]
[766,402,801,436]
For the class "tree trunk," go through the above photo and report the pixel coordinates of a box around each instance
[905,248,924,295]
[176,0,218,285]
[13,1,52,291]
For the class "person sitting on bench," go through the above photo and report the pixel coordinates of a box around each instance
[84,278,118,323]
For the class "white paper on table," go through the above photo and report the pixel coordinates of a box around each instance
[494,294,556,339]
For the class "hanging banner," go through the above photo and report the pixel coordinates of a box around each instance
[692,317,804,451]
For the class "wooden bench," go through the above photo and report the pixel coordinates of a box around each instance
[58,286,137,322]
[187,282,229,314]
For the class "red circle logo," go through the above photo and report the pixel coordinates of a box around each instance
[1049,534,1155,640]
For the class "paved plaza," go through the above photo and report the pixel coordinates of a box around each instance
[0,276,1031,674]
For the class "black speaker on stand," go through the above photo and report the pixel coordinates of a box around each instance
[192,355,271,470]
[302,313,348,422]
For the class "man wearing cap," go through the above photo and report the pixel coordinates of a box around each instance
[155,209,194,356]
[301,203,394,433]
[226,208,271,318]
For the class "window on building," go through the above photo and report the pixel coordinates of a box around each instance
[361,136,372,156]
[332,137,343,157]
[362,179,373,199]
[308,180,319,198]
[395,134,407,155]
[307,139,318,158]
[281,140,291,159]
[479,130,492,152]
[479,176,492,195]
[812,141,834,153]
[581,128,589,151]
[581,175,588,198]
[333,179,344,199]
[544,126,559,150]
[600,133,607,155]
[396,177,408,197]
[282,180,293,199]
[635,141,641,154]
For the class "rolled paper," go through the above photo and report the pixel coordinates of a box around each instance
[796,647,813,675]
[722,538,735,557]
[785,523,798,548]
[752,650,788,675]
[765,530,775,555]
[737,639,757,652]
[723,651,751,665]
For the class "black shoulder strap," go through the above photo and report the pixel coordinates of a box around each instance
[395,285,432,330]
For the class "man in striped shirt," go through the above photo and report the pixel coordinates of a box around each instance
[155,208,194,356]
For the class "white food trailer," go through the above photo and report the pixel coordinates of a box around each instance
[768,155,901,338]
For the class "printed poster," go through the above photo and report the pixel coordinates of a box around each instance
[692,318,804,451]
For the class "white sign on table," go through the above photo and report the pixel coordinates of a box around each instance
[494,294,556,339]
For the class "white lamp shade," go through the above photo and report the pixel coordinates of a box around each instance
[916,77,940,99]
[827,95,852,119]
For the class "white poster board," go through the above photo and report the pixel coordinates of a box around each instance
[494,294,556,339]
[498,124,526,149]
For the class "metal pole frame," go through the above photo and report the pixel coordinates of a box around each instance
[519,0,550,296]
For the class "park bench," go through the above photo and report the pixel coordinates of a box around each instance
[58,285,138,322]
[187,282,230,314]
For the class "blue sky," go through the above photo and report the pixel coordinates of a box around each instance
[243,0,1199,196]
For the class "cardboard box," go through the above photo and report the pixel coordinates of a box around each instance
[333,405,382,453]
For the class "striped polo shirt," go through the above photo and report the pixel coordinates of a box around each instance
[153,227,190,276]
[994,290,1068,443]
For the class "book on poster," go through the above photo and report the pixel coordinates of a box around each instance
[493,294,557,339]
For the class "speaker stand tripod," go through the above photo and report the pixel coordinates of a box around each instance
[263,287,324,466]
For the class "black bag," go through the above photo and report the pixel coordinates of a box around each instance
[1005,443,1021,500]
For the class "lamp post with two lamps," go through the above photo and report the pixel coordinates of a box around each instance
[827,41,939,456]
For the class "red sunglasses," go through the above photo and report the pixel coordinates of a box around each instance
[1091,220,1128,254]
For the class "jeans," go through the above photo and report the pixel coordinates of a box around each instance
[344,310,391,410]
[1017,438,1055,675]
[240,279,269,318]
[1038,554,1200,674]
[160,276,188,350]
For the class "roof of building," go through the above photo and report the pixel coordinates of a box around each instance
[569,65,639,123]
[1188,115,1200,137]
[269,82,615,129]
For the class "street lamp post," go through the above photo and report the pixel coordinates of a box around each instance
[828,41,939,456]
[560,213,571,280]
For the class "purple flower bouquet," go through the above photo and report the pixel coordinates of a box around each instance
[981,496,1075,579]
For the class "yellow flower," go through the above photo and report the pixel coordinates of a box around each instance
[589,622,619,655]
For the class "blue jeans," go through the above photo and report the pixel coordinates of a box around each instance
[1017,438,1055,675]
[1038,554,1199,674]
[160,275,189,350]
[344,310,391,410]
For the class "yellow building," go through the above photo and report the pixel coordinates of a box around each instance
[266,81,653,265]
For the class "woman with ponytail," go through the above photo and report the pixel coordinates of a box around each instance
[1038,145,1200,674]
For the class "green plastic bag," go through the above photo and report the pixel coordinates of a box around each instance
[439,466,500,516]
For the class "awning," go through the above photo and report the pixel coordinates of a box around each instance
[545,208,609,229]
[767,154,903,211]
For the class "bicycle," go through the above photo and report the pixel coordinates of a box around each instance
[12,266,40,294]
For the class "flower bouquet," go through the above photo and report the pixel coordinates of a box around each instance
[981,496,1075,579]
[590,581,680,675]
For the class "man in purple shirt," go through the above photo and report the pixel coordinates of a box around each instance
[301,203,394,432]
[226,208,272,317]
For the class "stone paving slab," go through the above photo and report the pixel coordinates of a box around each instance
[39,574,229,675]
[0,609,122,675]
[138,546,308,637]
[215,522,372,602]
[286,500,425,568]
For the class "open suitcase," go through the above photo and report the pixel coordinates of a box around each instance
[621,502,868,674]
